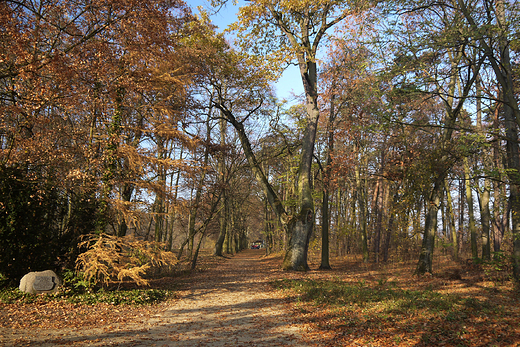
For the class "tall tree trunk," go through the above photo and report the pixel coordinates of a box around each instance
[504,100,520,281]
[281,61,320,271]
[415,38,480,274]
[97,86,124,233]
[458,0,520,282]
[214,116,228,256]
[167,165,182,251]
[319,93,336,270]
[354,142,369,262]
[464,157,479,259]
[496,0,520,280]
[382,190,398,263]
[117,109,145,237]
[459,179,465,257]
[372,176,384,263]
[480,178,491,260]
[473,74,492,261]
[320,188,331,269]
[178,118,211,260]
[416,181,443,274]
[492,107,506,253]
[154,135,167,243]
[445,179,458,261]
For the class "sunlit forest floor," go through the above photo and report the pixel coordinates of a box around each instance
[279,249,520,346]
[1,249,519,346]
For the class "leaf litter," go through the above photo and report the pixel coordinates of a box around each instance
[1,250,519,346]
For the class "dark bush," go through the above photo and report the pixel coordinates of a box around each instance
[0,165,59,285]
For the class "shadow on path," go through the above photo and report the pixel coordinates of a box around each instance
[3,250,310,347]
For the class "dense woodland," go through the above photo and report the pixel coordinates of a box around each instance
[1,0,520,286]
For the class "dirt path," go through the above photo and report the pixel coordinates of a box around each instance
[1,250,310,346]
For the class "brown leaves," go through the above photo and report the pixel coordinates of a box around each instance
[279,254,520,347]
[0,300,155,331]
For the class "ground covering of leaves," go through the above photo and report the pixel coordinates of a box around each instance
[277,254,520,347]
[1,250,519,347]
[0,253,229,346]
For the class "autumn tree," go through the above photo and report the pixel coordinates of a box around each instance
[204,0,359,270]
[0,0,200,282]
[379,0,485,274]
[453,0,520,281]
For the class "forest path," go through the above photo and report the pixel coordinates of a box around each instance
[1,249,310,347]
[143,249,308,346]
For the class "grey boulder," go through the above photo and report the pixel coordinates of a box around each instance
[19,270,62,294]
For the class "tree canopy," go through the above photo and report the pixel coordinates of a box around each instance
[1,0,520,286]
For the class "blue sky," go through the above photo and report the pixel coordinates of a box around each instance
[186,0,304,102]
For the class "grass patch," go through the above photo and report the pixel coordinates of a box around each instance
[0,286,172,305]
[273,278,490,313]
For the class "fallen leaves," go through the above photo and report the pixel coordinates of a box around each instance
[275,255,520,347]
[1,250,519,347]
[0,300,159,330]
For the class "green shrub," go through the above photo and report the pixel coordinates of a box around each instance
[0,166,58,285]
[0,285,171,305]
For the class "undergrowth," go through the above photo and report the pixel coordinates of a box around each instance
[0,286,172,305]
[273,278,490,313]
[272,279,498,334]
[271,278,517,346]
[76,233,178,287]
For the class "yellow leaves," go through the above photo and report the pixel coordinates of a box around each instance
[66,169,89,182]
[110,198,143,230]
[116,265,151,287]
[76,233,178,287]
[231,0,353,70]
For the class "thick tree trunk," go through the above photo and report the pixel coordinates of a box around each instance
[281,74,320,270]
[504,101,520,281]
[458,0,520,282]
[497,0,520,282]
[282,214,313,271]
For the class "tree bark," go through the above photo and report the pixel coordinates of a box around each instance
[319,188,331,269]
[354,142,369,262]
[416,181,442,274]
[458,0,520,281]
[464,157,479,259]
[214,116,228,257]
[444,179,458,261]
[319,93,336,270]
[480,178,491,260]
